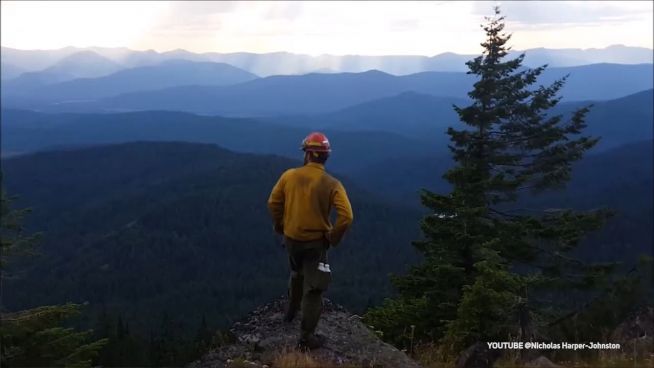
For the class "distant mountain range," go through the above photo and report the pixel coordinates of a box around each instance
[0,62,26,80]
[2,89,651,171]
[285,91,466,139]
[2,59,258,100]
[272,89,653,151]
[2,44,652,77]
[2,52,124,96]
[2,45,651,116]
[562,89,654,151]
[40,50,123,79]
[8,63,647,115]
[1,50,123,90]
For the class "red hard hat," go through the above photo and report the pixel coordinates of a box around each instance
[301,132,331,152]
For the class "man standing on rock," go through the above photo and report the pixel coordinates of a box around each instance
[267,131,354,350]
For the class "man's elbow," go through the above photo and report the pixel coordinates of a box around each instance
[267,199,281,213]
[342,212,354,227]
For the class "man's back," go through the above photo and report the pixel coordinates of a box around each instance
[268,162,353,245]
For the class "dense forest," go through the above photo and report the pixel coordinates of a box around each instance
[2,142,423,365]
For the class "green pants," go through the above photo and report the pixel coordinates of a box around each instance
[285,237,330,338]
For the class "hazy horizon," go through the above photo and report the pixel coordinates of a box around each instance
[2,43,653,58]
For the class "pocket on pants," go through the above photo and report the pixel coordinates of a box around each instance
[306,264,331,292]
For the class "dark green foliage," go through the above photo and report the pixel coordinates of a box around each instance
[0,182,40,270]
[442,248,520,348]
[365,7,629,352]
[1,304,108,368]
[546,256,653,362]
[0,188,107,368]
[93,310,148,367]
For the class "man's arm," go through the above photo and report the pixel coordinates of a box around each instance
[328,181,354,246]
[267,171,287,234]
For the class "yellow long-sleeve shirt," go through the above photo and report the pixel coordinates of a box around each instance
[267,162,353,245]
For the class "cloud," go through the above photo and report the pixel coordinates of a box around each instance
[2,1,651,55]
[152,1,243,31]
[472,1,651,27]
[390,18,422,32]
[263,2,304,20]
[167,1,239,17]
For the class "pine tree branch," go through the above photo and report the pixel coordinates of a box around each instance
[546,266,637,328]
[488,207,522,219]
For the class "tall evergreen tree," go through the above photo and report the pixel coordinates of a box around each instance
[365,7,613,352]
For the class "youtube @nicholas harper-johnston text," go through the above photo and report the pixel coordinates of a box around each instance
[486,342,621,351]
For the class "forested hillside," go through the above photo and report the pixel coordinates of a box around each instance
[2,142,422,337]
[0,109,440,174]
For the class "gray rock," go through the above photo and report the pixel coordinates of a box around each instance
[610,306,654,359]
[454,342,501,368]
[525,356,564,368]
[610,306,654,343]
[188,297,422,368]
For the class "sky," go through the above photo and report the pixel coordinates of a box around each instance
[1,1,652,56]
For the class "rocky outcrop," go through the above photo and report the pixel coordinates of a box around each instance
[611,306,654,342]
[189,297,421,368]
[610,306,654,358]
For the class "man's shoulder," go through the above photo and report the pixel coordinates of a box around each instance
[322,170,344,188]
[288,165,344,187]
[281,167,298,177]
